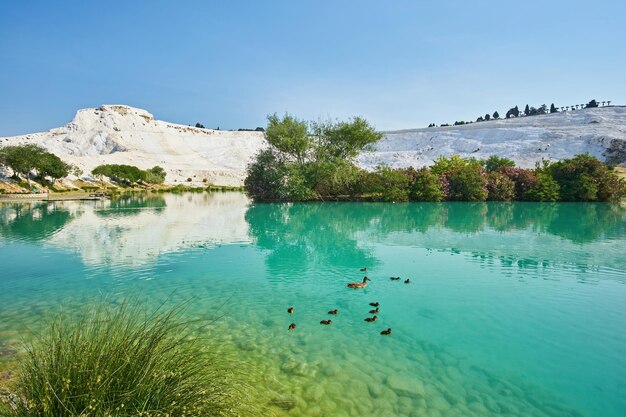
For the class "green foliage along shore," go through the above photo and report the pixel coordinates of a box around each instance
[92,164,166,185]
[0,144,78,184]
[1,302,258,417]
[245,114,382,201]
[244,116,625,203]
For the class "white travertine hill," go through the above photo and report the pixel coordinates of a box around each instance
[0,105,266,186]
[1,104,624,185]
[357,106,626,170]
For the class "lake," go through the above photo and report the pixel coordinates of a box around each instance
[1,192,625,417]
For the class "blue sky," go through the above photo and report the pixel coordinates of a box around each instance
[1,0,624,135]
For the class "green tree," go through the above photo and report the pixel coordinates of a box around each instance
[524,104,530,116]
[527,172,560,201]
[144,166,167,184]
[550,103,558,113]
[486,171,515,201]
[36,152,70,183]
[265,113,310,165]
[410,167,445,201]
[312,117,382,161]
[493,111,500,119]
[0,144,47,184]
[549,154,624,202]
[483,155,515,173]
[245,114,382,201]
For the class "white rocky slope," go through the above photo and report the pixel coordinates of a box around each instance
[357,106,626,169]
[1,105,624,186]
[0,105,266,186]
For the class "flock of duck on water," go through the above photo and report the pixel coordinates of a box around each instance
[287,267,410,336]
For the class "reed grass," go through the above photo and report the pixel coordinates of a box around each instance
[4,301,258,417]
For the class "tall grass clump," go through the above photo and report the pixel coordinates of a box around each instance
[5,302,256,417]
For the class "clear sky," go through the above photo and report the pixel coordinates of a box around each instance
[1,0,624,136]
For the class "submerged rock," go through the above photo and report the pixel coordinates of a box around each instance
[385,373,425,398]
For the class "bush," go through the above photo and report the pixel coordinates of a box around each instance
[144,166,166,184]
[410,167,446,201]
[487,171,515,201]
[548,154,624,202]
[244,113,382,201]
[6,302,254,417]
[91,165,167,185]
[527,172,560,201]
[0,144,71,182]
[483,155,515,173]
[375,167,410,201]
[445,166,488,201]
[500,167,538,201]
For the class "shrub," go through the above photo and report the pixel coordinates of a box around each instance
[487,171,515,201]
[548,154,624,202]
[445,166,488,201]
[410,167,446,201]
[527,172,560,201]
[482,155,515,173]
[6,302,255,417]
[375,167,410,202]
[500,167,538,201]
[0,144,71,182]
[144,166,166,184]
[244,149,289,200]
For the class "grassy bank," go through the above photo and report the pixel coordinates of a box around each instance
[0,302,262,417]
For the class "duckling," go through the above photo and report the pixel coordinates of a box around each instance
[347,276,370,289]
[380,328,392,335]
[369,307,380,314]
[364,315,377,322]
[288,323,296,331]
[369,302,380,307]
[320,320,332,325]
[390,276,400,281]
[328,309,338,315]
[287,307,294,314]
[360,267,367,272]
[404,279,411,284]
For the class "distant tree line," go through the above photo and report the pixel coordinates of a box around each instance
[246,115,625,203]
[428,99,612,127]
[0,144,80,185]
[194,122,265,132]
[91,164,166,185]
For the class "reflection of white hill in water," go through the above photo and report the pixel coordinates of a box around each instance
[370,227,625,273]
[49,193,252,267]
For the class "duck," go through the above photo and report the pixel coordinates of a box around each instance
[364,316,377,322]
[380,328,392,336]
[369,302,380,307]
[287,307,294,314]
[288,323,296,330]
[347,276,370,289]
[328,309,338,315]
[320,320,332,325]
[369,308,380,314]
[360,267,367,272]
[390,276,400,281]
[404,279,411,284]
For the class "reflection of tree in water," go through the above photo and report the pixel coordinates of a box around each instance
[95,194,166,217]
[0,203,73,241]
[245,203,379,275]
[246,202,625,272]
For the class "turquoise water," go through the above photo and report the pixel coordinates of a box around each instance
[1,193,625,417]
